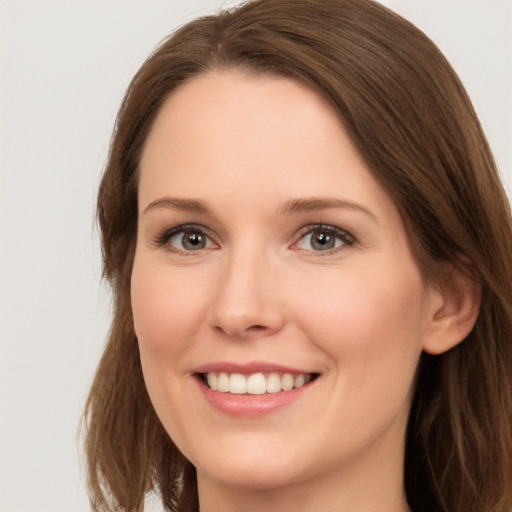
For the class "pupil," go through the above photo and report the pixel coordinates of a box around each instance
[183,232,205,250]
[312,231,334,250]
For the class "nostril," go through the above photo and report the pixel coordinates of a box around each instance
[214,323,274,339]
[245,324,273,335]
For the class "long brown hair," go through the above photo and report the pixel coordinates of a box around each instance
[83,1,512,511]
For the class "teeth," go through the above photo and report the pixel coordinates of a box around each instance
[204,371,313,395]
[281,373,294,391]
[229,373,247,394]
[217,372,230,392]
[294,374,306,388]
[206,372,218,390]
[266,373,282,394]
[247,373,266,395]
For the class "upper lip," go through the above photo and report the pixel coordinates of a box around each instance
[194,361,315,375]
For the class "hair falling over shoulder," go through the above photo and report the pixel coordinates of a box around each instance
[81,1,512,511]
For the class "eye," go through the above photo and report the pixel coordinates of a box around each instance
[154,225,216,253]
[293,225,355,253]
[170,230,211,251]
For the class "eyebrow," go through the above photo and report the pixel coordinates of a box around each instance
[278,197,377,222]
[143,195,377,222]
[143,197,211,215]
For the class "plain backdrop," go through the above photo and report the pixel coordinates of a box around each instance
[0,1,511,511]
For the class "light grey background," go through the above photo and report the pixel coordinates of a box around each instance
[0,1,510,511]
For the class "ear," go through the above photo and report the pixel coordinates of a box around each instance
[422,257,481,355]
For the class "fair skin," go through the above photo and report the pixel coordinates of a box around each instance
[131,71,478,512]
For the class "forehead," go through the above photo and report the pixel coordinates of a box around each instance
[138,71,399,228]
[140,70,347,168]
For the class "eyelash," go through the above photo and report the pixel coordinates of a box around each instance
[152,224,216,255]
[292,224,356,255]
[152,223,356,256]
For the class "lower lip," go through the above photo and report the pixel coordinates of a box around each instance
[196,377,315,418]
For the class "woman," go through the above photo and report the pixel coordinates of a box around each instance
[83,0,512,511]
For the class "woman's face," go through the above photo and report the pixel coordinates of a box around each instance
[132,72,441,494]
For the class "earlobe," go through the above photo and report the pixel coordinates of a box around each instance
[422,259,482,355]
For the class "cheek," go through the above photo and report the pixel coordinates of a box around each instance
[131,257,210,360]
[291,266,428,375]
[130,256,214,445]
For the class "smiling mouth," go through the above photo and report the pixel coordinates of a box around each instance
[199,371,319,395]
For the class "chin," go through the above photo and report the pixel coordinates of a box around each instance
[193,444,310,491]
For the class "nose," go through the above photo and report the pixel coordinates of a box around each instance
[208,249,285,340]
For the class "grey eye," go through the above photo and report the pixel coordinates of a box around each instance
[308,230,337,250]
[295,226,351,252]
